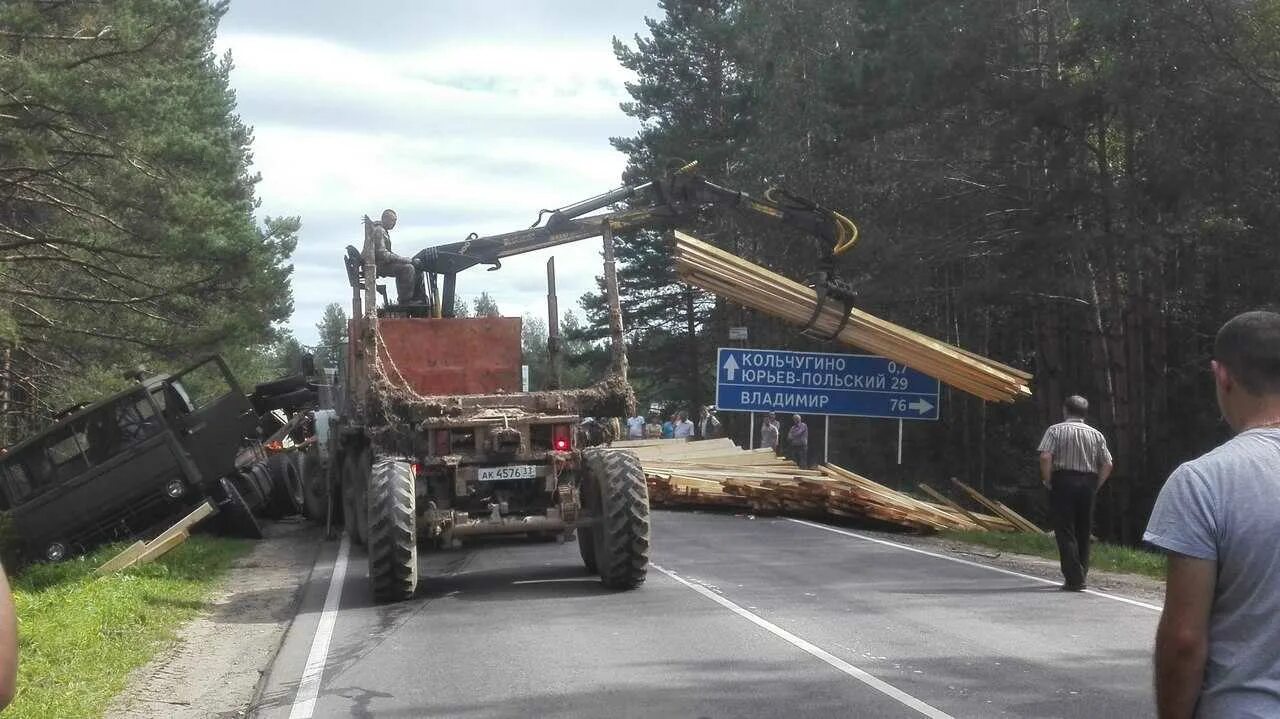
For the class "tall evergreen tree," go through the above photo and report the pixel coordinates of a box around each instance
[314,303,348,371]
[0,0,295,431]
[600,0,752,410]
[472,292,501,318]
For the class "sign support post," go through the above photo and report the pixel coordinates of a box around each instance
[897,419,904,465]
[824,416,830,465]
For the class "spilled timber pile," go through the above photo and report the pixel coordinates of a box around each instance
[672,231,1033,403]
[617,438,1033,533]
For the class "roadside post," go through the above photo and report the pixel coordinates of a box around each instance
[824,417,830,465]
[728,326,751,447]
[715,347,940,469]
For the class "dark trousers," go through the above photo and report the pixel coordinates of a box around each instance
[1049,470,1099,587]
[789,444,808,469]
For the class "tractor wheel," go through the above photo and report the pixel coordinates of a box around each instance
[264,454,304,519]
[577,526,598,574]
[298,450,329,523]
[219,476,264,540]
[583,448,649,589]
[245,463,274,513]
[367,456,418,603]
[342,450,367,547]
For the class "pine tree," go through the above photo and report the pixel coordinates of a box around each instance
[0,0,295,424]
[314,303,348,370]
[472,292,501,318]
[602,0,752,410]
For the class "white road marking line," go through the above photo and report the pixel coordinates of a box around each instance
[511,577,599,584]
[288,535,350,719]
[653,563,955,719]
[786,518,1162,612]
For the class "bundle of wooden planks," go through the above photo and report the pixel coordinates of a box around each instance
[671,231,1033,403]
[622,438,1035,533]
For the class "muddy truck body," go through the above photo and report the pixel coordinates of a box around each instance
[329,227,648,603]
[0,356,281,563]
[329,165,865,602]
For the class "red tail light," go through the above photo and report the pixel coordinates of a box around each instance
[552,424,572,451]
[433,430,450,456]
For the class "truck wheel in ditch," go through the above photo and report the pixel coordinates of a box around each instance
[367,456,418,603]
[220,476,264,540]
[299,451,328,523]
[342,451,367,547]
[264,454,304,519]
[583,449,649,589]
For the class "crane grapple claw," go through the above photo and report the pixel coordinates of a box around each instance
[800,271,857,342]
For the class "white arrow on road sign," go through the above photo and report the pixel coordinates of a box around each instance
[723,355,739,380]
[908,398,934,415]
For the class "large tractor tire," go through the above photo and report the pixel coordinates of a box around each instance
[582,448,650,589]
[244,463,275,513]
[577,526,598,574]
[367,456,418,603]
[341,450,368,547]
[297,450,329,523]
[263,453,304,519]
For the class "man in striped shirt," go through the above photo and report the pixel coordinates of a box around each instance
[1038,395,1114,590]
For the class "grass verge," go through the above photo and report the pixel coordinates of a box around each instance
[939,530,1166,580]
[9,536,253,719]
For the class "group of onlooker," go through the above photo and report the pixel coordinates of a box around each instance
[625,406,723,442]
[759,412,810,468]
[625,408,811,467]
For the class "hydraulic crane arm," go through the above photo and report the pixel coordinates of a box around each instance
[406,162,861,321]
[414,165,856,273]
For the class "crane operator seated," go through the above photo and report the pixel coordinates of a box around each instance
[366,209,418,306]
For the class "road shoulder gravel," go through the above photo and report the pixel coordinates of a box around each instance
[106,519,323,719]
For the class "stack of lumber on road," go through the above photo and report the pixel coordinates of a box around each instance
[624,438,1028,533]
[672,231,1033,403]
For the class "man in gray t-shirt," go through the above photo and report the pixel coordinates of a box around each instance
[1145,310,1280,718]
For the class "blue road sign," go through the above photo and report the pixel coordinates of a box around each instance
[715,347,940,421]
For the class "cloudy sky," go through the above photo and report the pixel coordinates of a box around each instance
[216,1,661,344]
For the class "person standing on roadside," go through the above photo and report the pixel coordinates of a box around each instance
[626,413,645,440]
[1146,311,1280,719]
[761,412,780,454]
[643,414,663,439]
[787,414,809,468]
[1037,395,1113,591]
[699,406,722,440]
[672,411,695,439]
[661,414,675,439]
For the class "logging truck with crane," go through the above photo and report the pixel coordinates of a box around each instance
[330,161,859,603]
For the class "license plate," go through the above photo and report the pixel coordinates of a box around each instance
[477,465,538,482]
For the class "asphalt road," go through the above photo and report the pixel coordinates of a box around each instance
[250,510,1160,719]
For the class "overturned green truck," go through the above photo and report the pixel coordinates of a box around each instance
[0,356,304,564]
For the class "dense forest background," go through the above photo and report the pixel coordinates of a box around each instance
[576,0,1280,540]
[0,0,300,442]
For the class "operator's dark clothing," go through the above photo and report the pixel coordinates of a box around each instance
[369,222,416,304]
[1049,470,1098,588]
